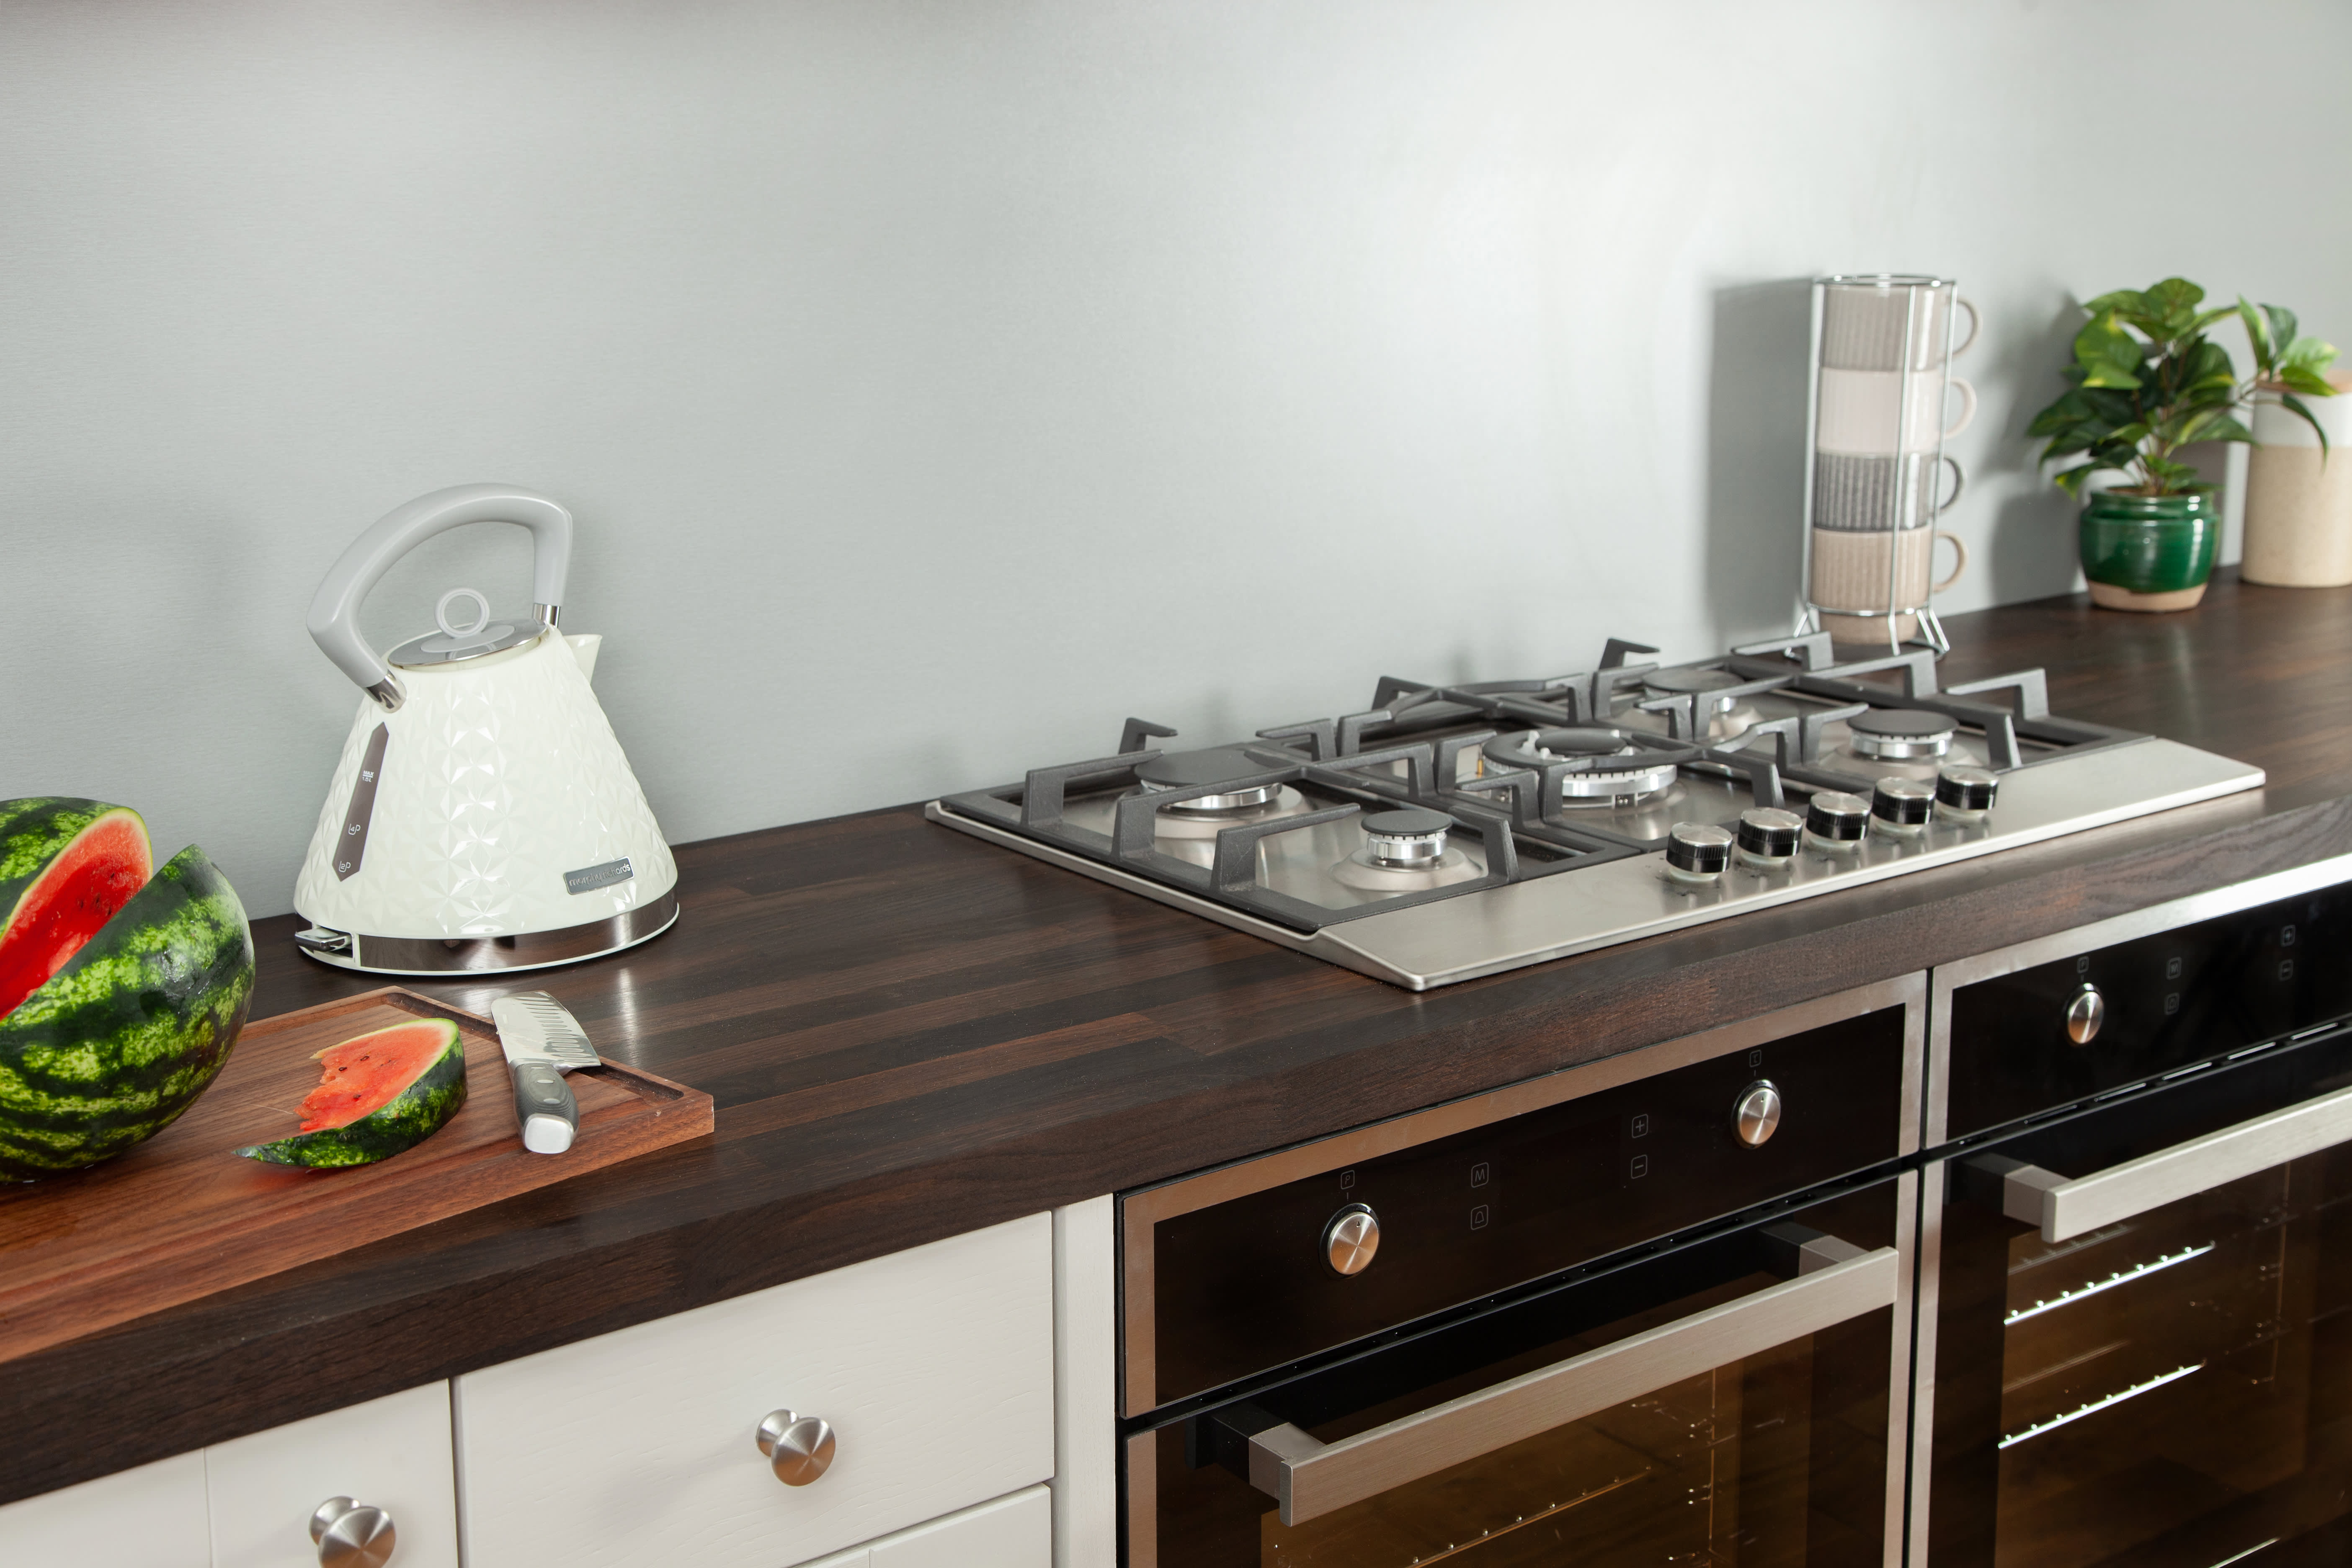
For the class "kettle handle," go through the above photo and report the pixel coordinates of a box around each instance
[307,484,574,711]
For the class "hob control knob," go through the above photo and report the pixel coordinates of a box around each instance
[1803,792,1870,852]
[1732,1081,1783,1148]
[1936,765,1999,819]
[1871,776,1935,835]
[1735,808,1803,868]
[1323,1203,1380,1276]
[1665,822,1733,882]
[2066,984,2104,1046]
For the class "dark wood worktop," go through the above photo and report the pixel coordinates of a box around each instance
[8,571,2351,1504]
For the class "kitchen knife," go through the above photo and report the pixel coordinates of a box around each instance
[490,991,601,1154]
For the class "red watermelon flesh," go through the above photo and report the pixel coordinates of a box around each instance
[0,809,155,1019]
[299,1020,464,1132]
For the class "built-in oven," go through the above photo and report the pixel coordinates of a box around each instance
[1120,975,1924,1567]
[1914,856,2352,1567]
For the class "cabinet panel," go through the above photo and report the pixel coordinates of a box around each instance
[869,1483,1049,1568]
[207,1382,457,1568]
[0,1450,209,1568]
[456,1213,1054,1568]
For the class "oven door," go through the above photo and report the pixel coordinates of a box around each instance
[1129,1176,1914,1567]
[1917,1024,2352,1566]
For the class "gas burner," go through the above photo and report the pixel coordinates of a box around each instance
[1137,748,1285,812]
[1485,727,1687,806]
[1642,666,1741,696]
[1847,709,1956,761]
[1332,806,1486,891]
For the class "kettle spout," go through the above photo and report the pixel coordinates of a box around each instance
[564,633,602,684]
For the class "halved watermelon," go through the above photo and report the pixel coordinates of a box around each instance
[0,799,154,1020]
[236,1018,467,1169]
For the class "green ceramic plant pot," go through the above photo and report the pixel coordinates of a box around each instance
[2079,491,2218,612]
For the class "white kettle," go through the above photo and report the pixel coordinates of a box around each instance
[292,484,678,974]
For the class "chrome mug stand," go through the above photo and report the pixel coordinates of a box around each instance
[1797,273,1960,658]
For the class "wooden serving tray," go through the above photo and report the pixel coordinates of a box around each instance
[0,987,714,1363]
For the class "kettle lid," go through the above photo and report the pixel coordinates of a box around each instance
[386,587,549,670]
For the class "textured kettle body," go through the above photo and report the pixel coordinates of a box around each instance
[295,630,677,941]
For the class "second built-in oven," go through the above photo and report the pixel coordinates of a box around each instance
[1121,975,1924,1567]
[1914,858,2352,1567]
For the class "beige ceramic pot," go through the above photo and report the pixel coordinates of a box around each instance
[2243,378,2352,587]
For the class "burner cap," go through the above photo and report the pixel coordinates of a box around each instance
[1361,807,1452,869]
[1135,747,1265,788]
[1849,709,1954,739]
[1643,667,1740,696]
[1848,708,1956,760]
[1363,807,1452,837]
[1533,727,1635,758]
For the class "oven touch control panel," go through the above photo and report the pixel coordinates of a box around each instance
[1134,1006,1905,1411]
[1946,879,2352,1140]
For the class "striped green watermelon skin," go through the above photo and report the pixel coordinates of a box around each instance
[237,1026,466,1168]
[0,844,255,1181]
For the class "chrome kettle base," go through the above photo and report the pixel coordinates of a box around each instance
[293,891,679,976]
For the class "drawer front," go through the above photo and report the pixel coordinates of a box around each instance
[801,1484,1051,1568]
[0,1451,209,1568]
[208,1382,458,1568]
[456,1213,1054,1568]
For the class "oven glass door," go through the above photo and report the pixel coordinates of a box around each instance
[1135,1181,1906,1568]
[1924,1027,2352,1566]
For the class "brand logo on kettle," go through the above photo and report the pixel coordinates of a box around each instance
[564,859,635,895]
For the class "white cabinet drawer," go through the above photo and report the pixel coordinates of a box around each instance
[456,1213,1055,1568]
[206,1382,457,1568]
[0,1451,209,1568]
[806,1483,1051,1568]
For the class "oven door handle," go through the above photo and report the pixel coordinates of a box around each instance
[1239,1241,1899,1526]
[1980,1078,2352,1244]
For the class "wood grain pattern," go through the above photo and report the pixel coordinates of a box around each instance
[0,988,712,1364]
[3,571,2350,1506]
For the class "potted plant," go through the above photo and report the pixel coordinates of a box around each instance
[2027,277,2338,611]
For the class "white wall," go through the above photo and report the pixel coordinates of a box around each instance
[5,0,2349,917]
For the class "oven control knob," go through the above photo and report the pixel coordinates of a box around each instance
[1322,1203,1380,1276]
[1732,1081,1782,1147]
[2066,984,2104,1045]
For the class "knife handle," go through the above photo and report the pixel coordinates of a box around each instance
[510,1060,577,1154]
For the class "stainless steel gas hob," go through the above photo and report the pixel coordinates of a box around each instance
[926,633,2264,989]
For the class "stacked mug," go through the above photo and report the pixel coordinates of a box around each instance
[1806,274,1978,648]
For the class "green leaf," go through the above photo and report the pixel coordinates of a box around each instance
[2279,392,2333,459]
[2264,303,2300,355]
[2083,288,2149,320]
[2172,409,2252,446]
[2279,366,2337,397]
[2238,296,2276,369]
[2148,277,2206,314]
[2179,339,2237,389]
[2053,464,2099,496]
[2282,335,2340,377]
[2192,305,2238,331]
[2074,313,2145,388]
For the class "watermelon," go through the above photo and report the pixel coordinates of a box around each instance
[0,799,155,1020]
[0,843,255,1181]
[237,1018,465,1169]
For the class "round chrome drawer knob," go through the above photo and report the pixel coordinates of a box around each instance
[757,1410,838,1486]
[1323,1202,1381,1276]
[310,1497,396,1568]
[1803,792,1870,854]
[1936,765,1999,820]
[2066,984,2105,1046]
[1732,1081,1783,1148]
[1870,776,1935,837]
[1735,808,1803,869]
[1664,822,1733,883]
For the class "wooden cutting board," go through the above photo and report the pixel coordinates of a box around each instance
[0,987,714,1364]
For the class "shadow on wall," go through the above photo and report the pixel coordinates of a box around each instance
[1705,279,1813,641]
[1988,294,2087,603]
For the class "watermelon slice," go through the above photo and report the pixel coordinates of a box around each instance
[237,1018,467,1168]
[0,800,154,1020]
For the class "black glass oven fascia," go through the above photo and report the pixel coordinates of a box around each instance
[1917,1020,2352,1568]
[1128,1175,1913,1568]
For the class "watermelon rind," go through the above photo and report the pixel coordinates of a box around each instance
[0,843,255,1181]
[0,797,150,934]
[237,1020,466,1169]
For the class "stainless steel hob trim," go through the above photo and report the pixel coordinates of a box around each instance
[1118,971,1927,1417]
[931,737,2265,991]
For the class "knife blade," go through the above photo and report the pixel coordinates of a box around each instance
[490,991,602,1154]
